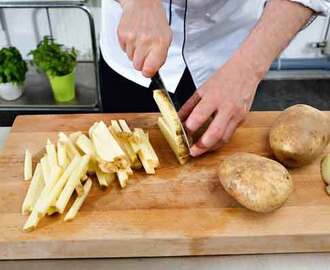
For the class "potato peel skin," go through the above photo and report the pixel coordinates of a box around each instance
[269,104,329,168]
[218,153,293,213]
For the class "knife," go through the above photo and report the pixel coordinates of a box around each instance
[151,71,193,149]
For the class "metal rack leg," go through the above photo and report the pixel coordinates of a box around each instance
[45,7,54,37]
[78,5,103,112]
[0,8,12,46]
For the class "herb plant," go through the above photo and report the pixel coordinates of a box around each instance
[0,47,28,85]
[29,36,77,77]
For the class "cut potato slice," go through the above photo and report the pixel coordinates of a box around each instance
[46,140,58,167]
[134,128,159,168]
[22,165,62,230]
[109,125,139,167]
[23,209,41,232]
[118,119,132,134]
[37,156,81,215]
[22,163,45,214]
[56,155,90,214]
[76,134,96,157]
[69,131,82,143]
[58,132,81,159]
[40,155,51,185]
[57,141,68,168]
[158,117,190,165]
[64,179,92,222]
[47,206,57,216]
[90,121,129,170]
[75,182,85,197]
[24,149,33,181]
[117,169,129,188]
[96,167,115,187]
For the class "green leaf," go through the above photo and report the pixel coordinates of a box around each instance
[29,36,77,77]
[0,47,28,84]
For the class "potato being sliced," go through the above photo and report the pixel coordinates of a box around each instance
[24,149,33,181]
[158,117,190,165]
[153,89,182,135]
[64,179,92,222]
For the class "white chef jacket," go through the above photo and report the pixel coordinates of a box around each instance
[100,0,330,93]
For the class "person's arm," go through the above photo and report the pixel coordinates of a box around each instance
[117,0,172,77]
[180,0,314,157]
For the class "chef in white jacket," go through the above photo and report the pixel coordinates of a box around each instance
[100,0,330,156]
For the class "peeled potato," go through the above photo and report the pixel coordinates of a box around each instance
[269,104,329,168]
[218,152,293,213]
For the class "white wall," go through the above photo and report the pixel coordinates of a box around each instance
[0,1,101,60]
[0,1,329,61]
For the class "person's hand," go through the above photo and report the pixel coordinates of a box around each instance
[117,0,172,77]
[179,54,262,157]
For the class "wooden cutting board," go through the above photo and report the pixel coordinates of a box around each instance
[1,112,330,260]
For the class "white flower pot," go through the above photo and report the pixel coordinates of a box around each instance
[0,82,23,101]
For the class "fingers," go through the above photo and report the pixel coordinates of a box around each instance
[222,117,241,143]
[178,91,202,122]
[185,98,215,135]
[126,42,135,61]
[142,47,168,77]
[190,112,230,157]
[132,44,151,71]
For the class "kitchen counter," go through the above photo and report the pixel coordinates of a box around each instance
[1,126,330,269]
[0,127,10,150]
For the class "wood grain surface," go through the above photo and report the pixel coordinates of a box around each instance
[0,112,330,260]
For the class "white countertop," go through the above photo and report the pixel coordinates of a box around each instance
[0,126,329,269]
[0,127,10,151]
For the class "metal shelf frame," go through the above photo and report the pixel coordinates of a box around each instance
[0,0,103,112]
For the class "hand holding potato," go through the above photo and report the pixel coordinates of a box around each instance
[179,53,260,157]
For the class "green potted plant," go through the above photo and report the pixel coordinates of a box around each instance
[0,47,28,101]
[29,36,77,102]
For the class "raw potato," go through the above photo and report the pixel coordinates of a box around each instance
[269,104,329,168]
[218,153,293,213]
[321,154,330,185]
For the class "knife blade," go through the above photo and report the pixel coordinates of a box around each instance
[151,72,193,149]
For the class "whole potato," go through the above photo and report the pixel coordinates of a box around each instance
[269,104,329,168]
[218,152,293,213]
